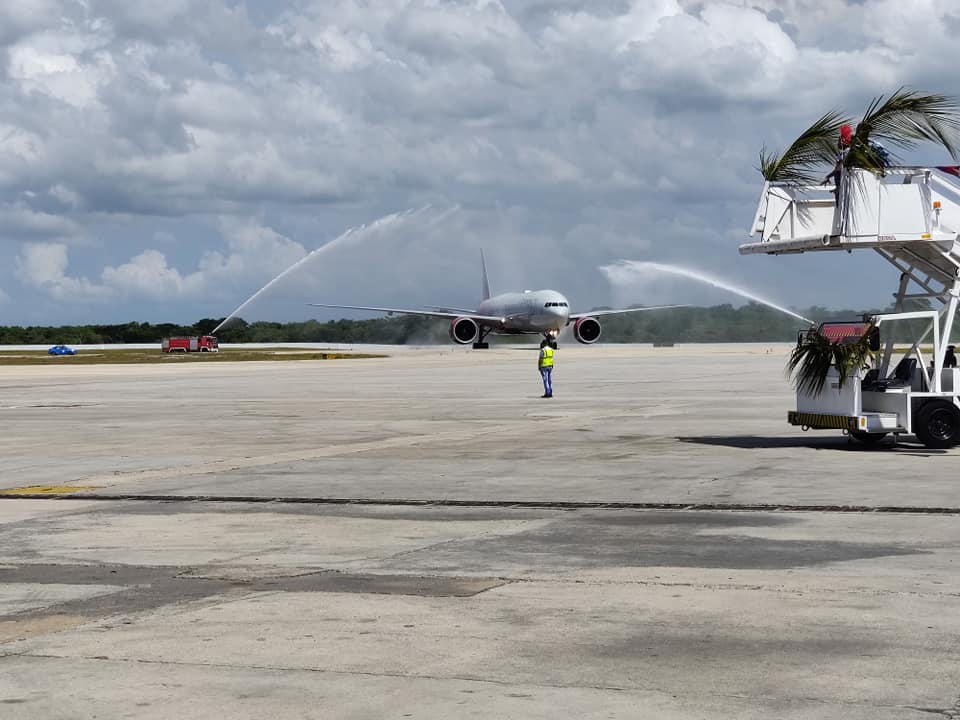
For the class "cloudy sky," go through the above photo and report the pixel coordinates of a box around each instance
[2,0,959,326]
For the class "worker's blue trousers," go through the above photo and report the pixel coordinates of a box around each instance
[540,368,553,396]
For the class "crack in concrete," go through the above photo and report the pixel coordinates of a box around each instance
[4,651,949,713]
[501,576,960,598]
[905,697,960,719]
[5,494,960,515]
[936,693,960,719]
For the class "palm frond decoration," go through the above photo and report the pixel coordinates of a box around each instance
[759,111,850,185]
[844,87,960,172]
[787,325,875,395]
[759,89,960,184]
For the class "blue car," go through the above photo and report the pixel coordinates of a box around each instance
[48,345,77,356]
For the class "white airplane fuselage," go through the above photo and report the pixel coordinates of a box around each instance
[477,289,570,335]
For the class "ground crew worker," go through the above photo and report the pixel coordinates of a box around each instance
[823,124,852,233]
[538,339,555,398]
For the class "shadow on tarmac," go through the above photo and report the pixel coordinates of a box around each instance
[677,435,947,455]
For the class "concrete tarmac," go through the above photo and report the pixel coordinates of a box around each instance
[1,344,959,718]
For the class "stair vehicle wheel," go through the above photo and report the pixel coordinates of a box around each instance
[915,400,960,449]
[850,430,887,445]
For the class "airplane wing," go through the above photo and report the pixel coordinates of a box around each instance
[567,304,688,322]
[421,304,480,314]
[308,303,505,324]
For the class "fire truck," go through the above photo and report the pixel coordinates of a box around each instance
[161,336,219,353]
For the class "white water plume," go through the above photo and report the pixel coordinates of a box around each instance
[213,205,449,334]
[600,260,813,325]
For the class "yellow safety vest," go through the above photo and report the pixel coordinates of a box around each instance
[540,347,554,369]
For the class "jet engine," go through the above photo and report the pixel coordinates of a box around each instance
[573,316,602,344]
[449,316,480,344]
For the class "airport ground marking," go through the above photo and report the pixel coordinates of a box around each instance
[2,493,960,515]
[0,485,100,496]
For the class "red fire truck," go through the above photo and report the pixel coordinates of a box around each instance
[161,336,219,353]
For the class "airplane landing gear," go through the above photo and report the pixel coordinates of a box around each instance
[473,327,491,349]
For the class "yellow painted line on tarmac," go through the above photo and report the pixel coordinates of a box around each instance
[0,485,100,495]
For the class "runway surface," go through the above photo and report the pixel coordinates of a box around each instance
[1,344,959,718]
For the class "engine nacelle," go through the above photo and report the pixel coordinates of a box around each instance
[573,316,602,344]
[449,316,480,345]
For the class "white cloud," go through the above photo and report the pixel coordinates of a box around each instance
[207,217,307,278]
[3,1,960,322]
[0,203,82,239]
[18,243,70,285]
[0,0,63,45]
[0,125,46,189]
[617,5,798,100]
[16,218,309,307]
[546,0,683,51]
[16,243,113,301]
[101,249,202,299]
[7,27,115,108]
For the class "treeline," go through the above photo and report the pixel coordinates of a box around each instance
[0,304,888,345]
[0,315,449,345]
[596,304,884,344]
[0,318,226,345]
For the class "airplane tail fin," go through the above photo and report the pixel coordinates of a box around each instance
[480,249,491,301]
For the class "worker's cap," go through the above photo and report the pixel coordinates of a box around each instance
[839,124,853,146]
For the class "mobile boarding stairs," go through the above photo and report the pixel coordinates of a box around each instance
[743,166,960,447]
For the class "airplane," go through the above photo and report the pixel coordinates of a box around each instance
[309,252,684,348]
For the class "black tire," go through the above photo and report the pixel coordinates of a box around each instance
[850,430,888,445]
[915,400,960,448]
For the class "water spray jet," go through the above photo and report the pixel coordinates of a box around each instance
[600,260,814,325]
[213,205,451,334]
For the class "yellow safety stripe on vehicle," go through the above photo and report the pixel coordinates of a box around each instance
[787,411,859,432]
